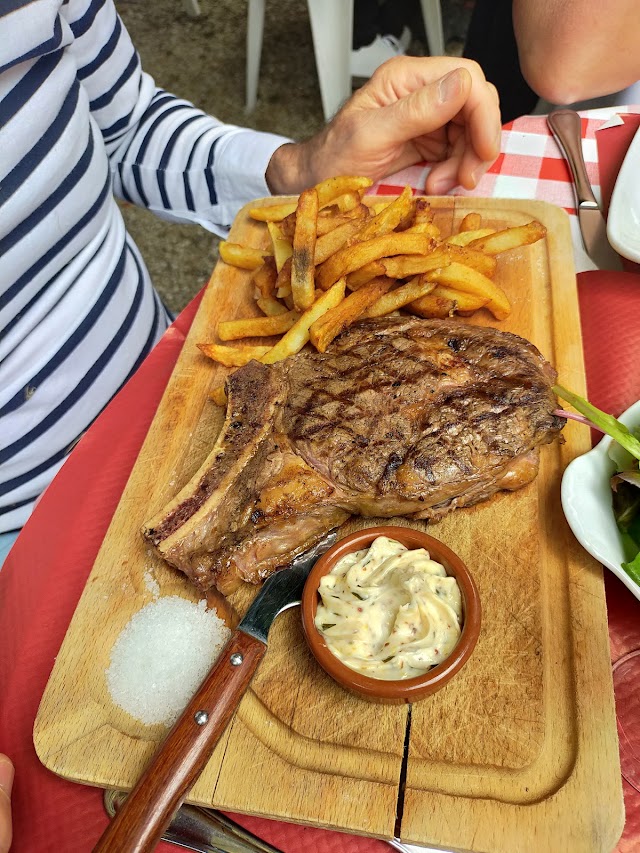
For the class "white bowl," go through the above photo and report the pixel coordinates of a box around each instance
[561,399,640,602]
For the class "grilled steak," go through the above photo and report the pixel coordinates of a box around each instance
[142,317,564,594]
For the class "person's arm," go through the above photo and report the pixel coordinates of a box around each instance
[68,0,499,225]
[65,0,290,233]
[513,0,640,104]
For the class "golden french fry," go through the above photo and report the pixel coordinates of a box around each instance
[313,176,373,207]
[249,200,298,222]
[316,232,435,291]
[459,212,482,232]
[209,386,228,406]
[333,191,362,212]
[409,291,457,319]
[256,295,288,316]
[368,200,391,214]
[413,198,434,225]
[467,221,547,255]
[346,261,386,290]
[446,228,496,247]
[318,203,340,219]
[291,186,318,312]
[219,241,271,270]
[363,276,436,318]
[310,277,393,352]
[425,262,511,320]
[429,285,490,313]
[217,309,300,341]
[275,255,292,296]
[261,279,347,364]
[316,203,370,235]
[267,221,293,272]
[353,185,414,242]
[252,256,278,298]
[197,342,271,367]
[404,221,441,239]
[278,209,297,242]
[315,219,364,265]
[380,248,450,279]
[445,243,497,277]
[279,191,367,242]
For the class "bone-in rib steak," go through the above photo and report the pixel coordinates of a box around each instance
[142,317,564,594]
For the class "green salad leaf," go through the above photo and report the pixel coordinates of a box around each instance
[554,385,640,585]
[622,552,640,586]
[553,385,640,461]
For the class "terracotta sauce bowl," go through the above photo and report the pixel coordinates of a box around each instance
[301,525,481,703]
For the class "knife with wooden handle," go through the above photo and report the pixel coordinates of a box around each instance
[93,531,337,853]
[547,109,623,271]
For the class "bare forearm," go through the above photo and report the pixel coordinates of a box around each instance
[513,0,640,103]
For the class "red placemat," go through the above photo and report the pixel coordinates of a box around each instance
[583,112,640,853]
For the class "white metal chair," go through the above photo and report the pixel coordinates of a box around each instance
[246,0,445,122]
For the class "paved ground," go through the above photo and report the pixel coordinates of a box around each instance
[116,0,473,313]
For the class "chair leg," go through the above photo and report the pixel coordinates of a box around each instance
[307,0,353,122]
[182,0,201,18]
[246,0,265,112]
[420,0,445,56]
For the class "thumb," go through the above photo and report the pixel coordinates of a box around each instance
[379,67,472,141]
[0,755,13,853]
[0,755,13,800]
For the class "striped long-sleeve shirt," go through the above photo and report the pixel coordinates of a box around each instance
[0,0,290,532]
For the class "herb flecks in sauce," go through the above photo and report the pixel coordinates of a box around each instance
[315,536,462,680]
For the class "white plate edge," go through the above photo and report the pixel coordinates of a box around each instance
[606,121,640,263]
[561,399,640,601]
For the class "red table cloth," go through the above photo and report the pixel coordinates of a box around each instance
[1,108,639,853]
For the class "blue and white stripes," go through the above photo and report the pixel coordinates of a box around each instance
[0,0,290,530]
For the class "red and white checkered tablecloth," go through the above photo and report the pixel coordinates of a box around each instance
[377,105,640,275]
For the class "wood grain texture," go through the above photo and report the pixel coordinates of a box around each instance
[33,197,624,851]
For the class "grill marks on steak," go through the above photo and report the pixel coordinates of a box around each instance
[282,320,561,517]
[142,317,564,593]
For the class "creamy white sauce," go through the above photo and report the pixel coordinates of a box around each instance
[315,536,463,680]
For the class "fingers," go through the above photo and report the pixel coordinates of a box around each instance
[358,58,501,190]
[267,56,502,195]
[0,755,13,853]
[366,67,475,149]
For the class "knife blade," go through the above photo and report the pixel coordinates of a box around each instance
[547,109,623,271]
[93,529,338,853]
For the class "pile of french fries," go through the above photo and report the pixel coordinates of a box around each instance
[198,176,546,405]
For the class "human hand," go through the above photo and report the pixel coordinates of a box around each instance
[0,755,13,853]
[267,57,501,196]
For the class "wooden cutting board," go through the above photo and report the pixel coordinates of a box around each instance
[34,196,624,852]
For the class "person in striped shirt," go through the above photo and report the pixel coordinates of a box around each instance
[0,0,501,563]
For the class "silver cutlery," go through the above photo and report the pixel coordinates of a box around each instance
[547,109,623,271]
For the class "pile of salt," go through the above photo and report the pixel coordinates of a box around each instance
[106,596,230,726]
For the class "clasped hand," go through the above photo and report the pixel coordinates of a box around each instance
[267,56,501,198]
